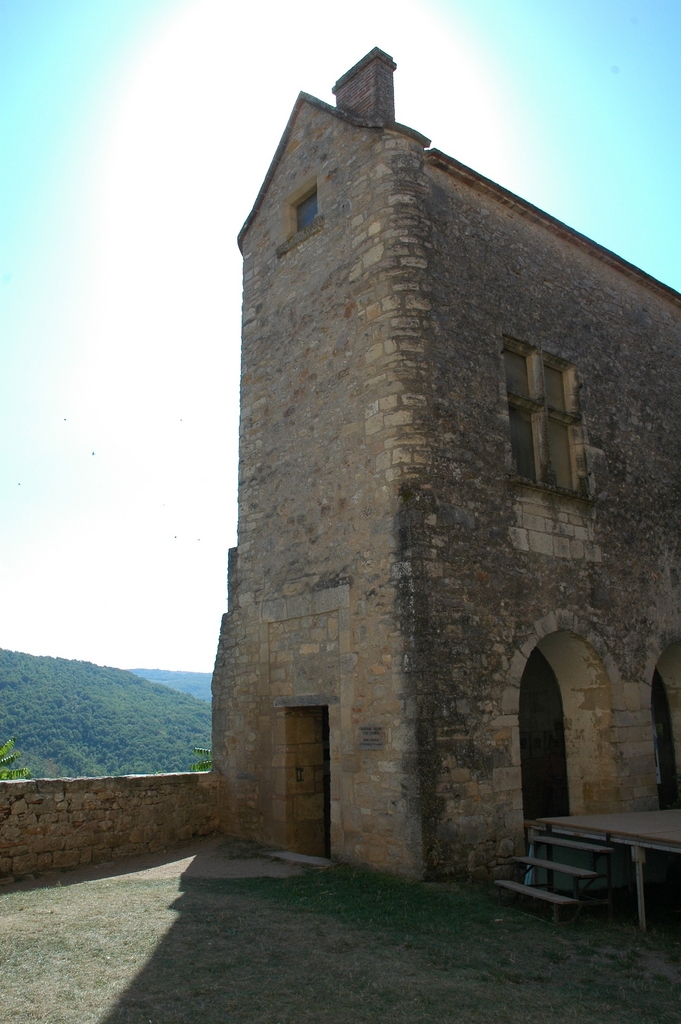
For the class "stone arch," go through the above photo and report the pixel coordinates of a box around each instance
[535,631,620,815]
[651,643,681,807]
[507,615,623,817]
[505,610,623,712]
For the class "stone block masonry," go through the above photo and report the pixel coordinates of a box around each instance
[215,47,681,881]
[0,772,219,879]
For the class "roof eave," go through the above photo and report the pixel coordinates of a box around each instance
[425,148,681,311]
[236,93,430,253]
[237,93,306,254]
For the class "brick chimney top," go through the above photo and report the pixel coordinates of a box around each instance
[332,47,396,125]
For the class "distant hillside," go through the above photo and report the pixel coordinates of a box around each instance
[130,668,212,703]
[0,649,211,779]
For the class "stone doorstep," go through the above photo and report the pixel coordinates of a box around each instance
[266,850,334,868]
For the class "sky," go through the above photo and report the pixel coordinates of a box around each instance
[1,0,679,672]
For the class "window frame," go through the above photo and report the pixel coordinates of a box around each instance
[295,190,318,233]
[502,338,585,495]
[282,177,319,242]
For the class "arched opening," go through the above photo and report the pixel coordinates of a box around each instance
[517,630,621,817]
[651,670,677,808]
[519,648,569,820]
[651,646,681,810]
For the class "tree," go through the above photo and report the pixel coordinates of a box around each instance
[0,737,30,780]
[190,747,212,772]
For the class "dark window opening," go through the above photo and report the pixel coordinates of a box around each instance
[504,349,530,396]
[544,363,566,410]
[547,418,572,489]
[296,191,318,232]
[509,405,536,481]
[503,344,581,493]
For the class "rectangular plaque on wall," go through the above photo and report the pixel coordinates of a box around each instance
[358,725,385,750]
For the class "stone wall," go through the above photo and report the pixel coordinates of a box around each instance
[214,51,681,881]
[213,94,430,874]
[392,143,681,877]
[0,772,219,879]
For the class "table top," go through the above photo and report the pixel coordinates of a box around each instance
[538,810,681,854]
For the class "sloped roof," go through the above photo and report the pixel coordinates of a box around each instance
[425,149,681,311]
[237,95,681,312]
[236,94,429,253]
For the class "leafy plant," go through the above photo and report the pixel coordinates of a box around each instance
[190,747,212,772]
[0,736,30,780]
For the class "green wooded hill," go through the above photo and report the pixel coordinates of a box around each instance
[129,668,212,703]
[0,648,212,779]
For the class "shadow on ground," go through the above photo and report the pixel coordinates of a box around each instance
[97,874,495,1024]
[1,836,298,893]
[93,846,681,1024]
[7,838,679,1024]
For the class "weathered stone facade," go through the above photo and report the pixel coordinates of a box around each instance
[213,48,681,879]
[0,773,218,879]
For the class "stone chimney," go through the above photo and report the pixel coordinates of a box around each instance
[332,47,396,125]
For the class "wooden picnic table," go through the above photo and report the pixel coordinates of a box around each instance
[538,810,681,931]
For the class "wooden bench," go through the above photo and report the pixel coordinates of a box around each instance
[495,827,614,923]
[514,856,598,878]
[513,855,598,900]
[526,834,614,856]
[495,879,580,924]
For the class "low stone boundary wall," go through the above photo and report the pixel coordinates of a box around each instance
[0,772,220,879]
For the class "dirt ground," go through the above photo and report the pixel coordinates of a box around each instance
[0,838,680,1024]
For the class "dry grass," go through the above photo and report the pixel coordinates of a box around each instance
[1,846,680,1024]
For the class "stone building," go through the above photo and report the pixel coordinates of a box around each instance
[212,48,681,879]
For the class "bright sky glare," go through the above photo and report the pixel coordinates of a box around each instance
[1,0,679,672]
